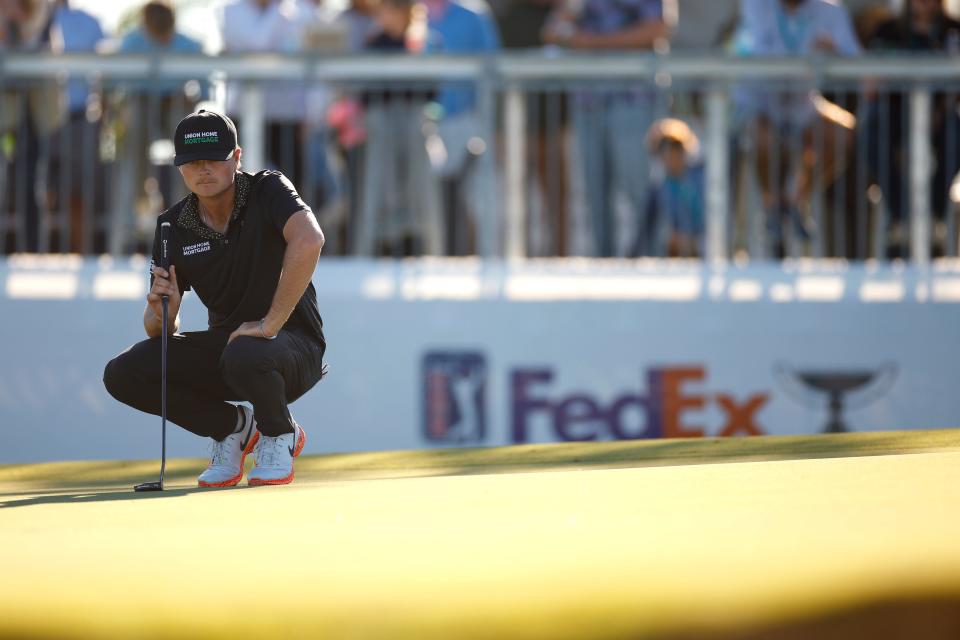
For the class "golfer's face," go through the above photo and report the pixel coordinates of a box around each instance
[179,150,240,198]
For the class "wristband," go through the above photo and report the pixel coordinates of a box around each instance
[259,319,276,340]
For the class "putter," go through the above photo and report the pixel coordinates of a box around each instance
[135,221,172,493]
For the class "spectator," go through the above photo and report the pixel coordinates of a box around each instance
[118,0,204,69]
[870,0,960,52]
[853,4,893,47]
[0,0,61,54]
[493,0,553,50]
[294,0,349,253]
[221,0,305,187]
[544,0,670,257]
[866,0,960,257]
[112,0,205,252]
[353,0,444,256]
[493,0,570,256]
[52,0,102,114]
[48,0,105,252]
[335,0,378,51]
[321,0,378,248]
[370,0,415,49]
[422,0,501,255]
[733,0,860,257]
[1,0,65,253]
[323,0,375,254]
[297,0,344,48]
[424,0,499,120]
[638,118,704,257]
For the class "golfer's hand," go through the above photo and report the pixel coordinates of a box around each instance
[148,265,181,319]
[228,320,277,344]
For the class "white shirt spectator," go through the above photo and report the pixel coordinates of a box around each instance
[294,0,348,125]
[334,6,379,52]
[734,0,860,129]
[294,0,345,50]
[736,0,860,57]
[222,0,302,53]
[221,0,305,120]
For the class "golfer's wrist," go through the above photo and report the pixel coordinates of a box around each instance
[259,317,278,339]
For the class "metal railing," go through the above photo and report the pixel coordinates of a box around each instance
[1,51,958,263]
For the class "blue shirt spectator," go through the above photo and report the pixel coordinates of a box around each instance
[577,0,663,36]
[424,0,500,117]
[647,165,705,250]
[53,1,104,113]
[118,1,205,96]
[118,29,203,55]
[118,29,205,94]
[637,119,705,257]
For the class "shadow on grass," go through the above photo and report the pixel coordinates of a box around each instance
[293,429,960,483]
[0,484,246,509]
[660,594,960,640]
[2,430,958,501]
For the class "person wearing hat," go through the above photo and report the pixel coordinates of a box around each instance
[103,109,327,487]
[635,118,705,258]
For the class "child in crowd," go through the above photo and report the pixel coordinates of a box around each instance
[636,118,705,258]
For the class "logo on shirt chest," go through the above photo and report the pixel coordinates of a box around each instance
[182,240,212,256]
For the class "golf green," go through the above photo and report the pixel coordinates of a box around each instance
[2,430,959,639]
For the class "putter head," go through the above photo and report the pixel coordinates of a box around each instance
[133,481,163,492]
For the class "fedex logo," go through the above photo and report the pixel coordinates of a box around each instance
[510,366,768,443]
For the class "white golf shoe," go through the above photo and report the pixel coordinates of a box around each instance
[247,423,306,486]
[198,405,259,488]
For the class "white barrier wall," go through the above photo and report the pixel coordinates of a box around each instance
[1,257,959,463]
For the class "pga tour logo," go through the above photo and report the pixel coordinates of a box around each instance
[423,352,487,444]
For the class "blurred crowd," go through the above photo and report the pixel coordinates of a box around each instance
[1,0,959,258]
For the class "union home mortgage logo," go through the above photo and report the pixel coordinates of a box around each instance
[183,131,220,145]
[422,352,487,444]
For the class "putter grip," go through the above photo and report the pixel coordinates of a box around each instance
[159,221,171,301]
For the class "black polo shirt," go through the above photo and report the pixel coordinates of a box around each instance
[150,170,324,347]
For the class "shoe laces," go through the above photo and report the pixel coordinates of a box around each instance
[209,438,228,467]
[209,432,239,467]
[256,433,289,468]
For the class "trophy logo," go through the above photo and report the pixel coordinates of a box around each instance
[774,363,898,433]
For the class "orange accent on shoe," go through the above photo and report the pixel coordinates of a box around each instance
[294,426,306,457]
[198,430,260,488]
[248,471,294,486]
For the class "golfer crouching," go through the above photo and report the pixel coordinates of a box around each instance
[104,109,327,487]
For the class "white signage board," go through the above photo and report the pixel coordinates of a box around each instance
[1,258,958,463]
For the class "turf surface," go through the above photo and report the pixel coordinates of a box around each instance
[1,430,959,639]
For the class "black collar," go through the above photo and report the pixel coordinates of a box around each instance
[177,172,251,239]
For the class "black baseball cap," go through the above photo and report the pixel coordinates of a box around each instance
[173,109,238,166]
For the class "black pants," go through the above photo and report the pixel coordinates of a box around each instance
[103,328,325,439]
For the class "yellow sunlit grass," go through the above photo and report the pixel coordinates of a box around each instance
[1,430,959,639]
